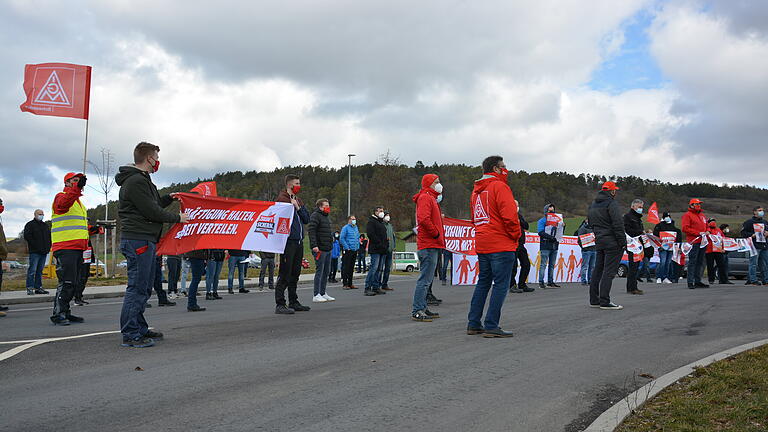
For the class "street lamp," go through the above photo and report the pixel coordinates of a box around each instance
[347,154,355,217]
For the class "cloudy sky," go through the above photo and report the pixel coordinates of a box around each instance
[1,0,767,236]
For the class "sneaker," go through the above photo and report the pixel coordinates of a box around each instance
[26,289,34,295]
[321,294,335,301]
[158,301,176,307]
[65,313,84,323]
[312,294,328,303]
[656,278,662,284]
[483,328,514,338]
[74,298,89,306]
[205,293,214,300]
[424,309,440,319]
[466,326,484,335]
[374,289,386,295]
[599,303,624,310]
[589,303,601,308]
[228,288,235,294]
[522,286,536,292]
[144,330,164,339]
[121,337,155,348]
[663,278,672,284]
[289,303,311,312]
[364,289,376,296]
[187,305,207,312]
[212,292,223,299]
[50,314,70,326]
[239,288,250,293]
[411,311,433,322]
[34,289,49,295]
[275,305,295,314]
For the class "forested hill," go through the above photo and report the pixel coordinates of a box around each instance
[89,159,768,233]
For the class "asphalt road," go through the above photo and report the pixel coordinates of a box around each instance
[1,276,767,432]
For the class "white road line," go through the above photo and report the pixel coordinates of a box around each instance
[0,330,120,362]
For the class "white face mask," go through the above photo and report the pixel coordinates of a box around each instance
[433,183,443,194]
[383,215,391,223]
[350,219,357,225]
[664,217,671,223]
[724,228,730,233]
[376,211,385,219]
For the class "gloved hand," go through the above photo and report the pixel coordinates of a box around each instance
[77,175,88,189]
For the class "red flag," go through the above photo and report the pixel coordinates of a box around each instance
[20,63,92,119]
[647,202,660,224]
[190,181,218,197]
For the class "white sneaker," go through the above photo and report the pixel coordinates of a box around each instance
[599,303,624,310]
[322,294,335,301]
[663,278,672,284]
[312,294,327,303]
[656,278,662,284]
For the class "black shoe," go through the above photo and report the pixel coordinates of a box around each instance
[522,286,536,292]
[722,281,734,285]
[50,314,70,325]
[411,311,433,322]
[509,287,523,293]
[275,305,295,314]
[205,293,214,300]
[547,283,561,288]
[27,289,34,295]
[646,279,653,283]
[694,282,710,288]
[466,326,484,335]
[34,289,49,295]
[187,305,207,312]
[144,330,164,339]
[374,289,386,295]
[213,292,223,299]
[427,298,441,306]
[158,301,176,307]
[268,285,275,290]
[121,337,155,348]
[539,282,546,289]
[441,280,447,286]
[424,309,440,319]
[65,313,84,323]
[688,284,696,289]
[510,282,517,290]
[289,303,311,312]
[74,298,89,306]
[239,288,250,293]
[364,289,376,296]
[0,305,8,312]
[228,289,234,294]
[483,328,514,338]
[708,280,715,285]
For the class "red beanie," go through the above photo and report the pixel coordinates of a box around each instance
[421,174,438,189]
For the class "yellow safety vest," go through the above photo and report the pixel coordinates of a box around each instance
[51,199,88,245]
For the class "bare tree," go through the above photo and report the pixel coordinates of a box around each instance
[87,148,117,277]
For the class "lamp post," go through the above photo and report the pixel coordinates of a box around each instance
[347,154,355,217]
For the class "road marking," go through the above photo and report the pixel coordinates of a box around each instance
[0,330,120,362]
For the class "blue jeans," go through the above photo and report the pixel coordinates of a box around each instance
[187,258,206,308]
[657,249,673,280]
[365,253,384,290]
[26,252,47,290]
[467,251,516,330]
[538,248,557,283]
[206,259,224,293]
[227,255,247,291]
[412,248,439,313]
[379,251,393,287]
[580,250,596,283]
[748,248,768,283]
[687,245,705,285]
[313,250,332,296]
[119,239,156,340]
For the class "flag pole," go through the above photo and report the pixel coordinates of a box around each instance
[83,118,89,173]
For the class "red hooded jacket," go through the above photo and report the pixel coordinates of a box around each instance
[470,173,521,253]
[413,174,445,250]
[681,208,708,244]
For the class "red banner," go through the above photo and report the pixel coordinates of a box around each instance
[156,193,294,256]
[20,63,91,119]
[190,181,217,196]
[442,217,476,255]
[647,202,660,224]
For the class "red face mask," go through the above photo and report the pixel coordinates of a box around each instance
[291,185,301,195]
[0,205,4,214]
[150,158,160,173]
[323,206,331,215]
[709,222,716,228]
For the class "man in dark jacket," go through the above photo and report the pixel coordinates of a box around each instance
[653,212,681,283]
[24,209,51,295]
[510,201,533,293]
[364,206,389,296]
[587,181,626,310]
[309,198,335,302]
[576,218,596,286]
[623,199,645,295]
[115,142,187,348]
[274,174,311,314]
[741,206,768,285]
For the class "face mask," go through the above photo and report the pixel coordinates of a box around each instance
[635,208,643,214]
[433,183,443,194]
[149,157,160,173]
[709,222,716,228]
[334,233,340,239]
[724,228,730,233]
[664,217,671,223]
[350,219,356,225]
[384,215,391,223]
[759,211,765,218]
[497,167,509,181]
[291,185,301,195]
[376,211,385,219]
[0,205,4,214]
[437,194,443,203]
[322,206,331,215]
[36,214,44,221]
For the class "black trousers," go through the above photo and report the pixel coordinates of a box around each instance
[356,251,367,272]
[259,258,275,287]
[53,249,83,316]
[706,252,728,283]
[626,252,640,292]
[329,257,339,281]
[275,240,303,306]
[510,246,531,287]
[341,250,357,286]
[74,261,90,299]
[589,247,622,306]
[151,256,169,303]
[166,256,181,293]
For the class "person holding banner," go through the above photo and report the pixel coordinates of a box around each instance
[587,181,626,310]
[115,142,188,347]
[309,198,335,303]
[705,219,732,285]
[623,199,646,295]
[653,212,680,284]
[467,156,520,337]
[537,204,562,289]
[741,206,768,286]
[273,174,312,314]
[681,198,709,289]
[339,216,360,289]
[411,174,445,322]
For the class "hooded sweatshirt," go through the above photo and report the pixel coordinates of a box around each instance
[470,173,520,253]
[115,165,180,242]
[741,216,768,250]
[413,174,445,250]
[537,203,560,251]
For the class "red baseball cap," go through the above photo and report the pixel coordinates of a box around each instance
[601,181,620,191]
[64,172,80,183]
[689,198,702,205]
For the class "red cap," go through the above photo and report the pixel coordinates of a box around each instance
[421,174,439,189]
[64,172,81,183]
[601,181,620,191]
[689,198,702,205]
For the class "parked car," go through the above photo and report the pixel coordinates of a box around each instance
[6,260,26,269]
[617,258,657,278]
[394,251,419,272]
[116,260,128,268]
[726,250,761,279]
[242,255,261,269]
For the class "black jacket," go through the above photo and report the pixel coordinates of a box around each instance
[576,221,595,252]
[23,219,52,254]
[210,249,225,262]
[366,215,389,255]
[623,210,644,237]
[186,249,209,260]
[741,216,768,250]
[308,209,333,252]
[228,249,250,257]
[115,165,180,242]
[518,213,529,247]
[588,191,626,250]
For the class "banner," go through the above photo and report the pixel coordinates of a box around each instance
[442,217,476,255]
[578,232,595,248]
[190,181,218,196]
[737,238,758,257]
[20,63,92,119]
[156,193,294,256]
[452,254,479,285]
[754,223,766,243]
[672,243,686,265]
[723,237,739,252]
[647,202,660,224]
[626,234,643,254]
[660,231,677,249]
[546,213,565,241]
[710,235,724,253]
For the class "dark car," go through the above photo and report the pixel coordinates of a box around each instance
[726,250,761,279]
[617,259,657,278]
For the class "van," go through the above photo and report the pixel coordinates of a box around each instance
[394,251,419,272]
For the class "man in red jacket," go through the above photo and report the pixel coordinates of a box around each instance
[681,198,709,289]
[410,173,445,322]
[466,156,520,338]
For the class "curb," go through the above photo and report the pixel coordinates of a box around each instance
[583,338,768,432]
